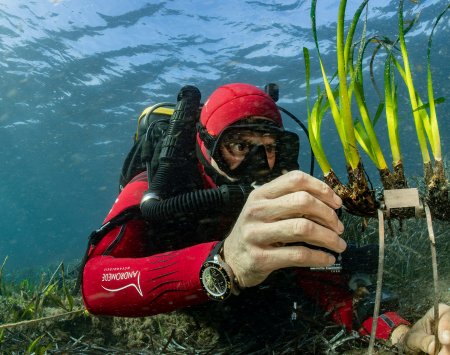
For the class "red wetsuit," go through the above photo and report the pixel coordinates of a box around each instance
[82,171,408,339]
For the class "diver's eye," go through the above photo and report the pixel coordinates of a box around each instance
[227,142,251,156]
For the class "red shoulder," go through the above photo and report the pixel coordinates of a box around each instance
[103,171,148,223]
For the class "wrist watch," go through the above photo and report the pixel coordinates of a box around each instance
[199,240,241,301]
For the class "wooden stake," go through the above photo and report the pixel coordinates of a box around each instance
[368,209,385,355]
[424,204,440,355]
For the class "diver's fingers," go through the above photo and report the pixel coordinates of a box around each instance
[438,305,450,354]
[250,218,346,254]
[405,304,450,354]
[405,331,435,354]
[248,189,343,234]
[254,170,342,210]
[259,244,336,271]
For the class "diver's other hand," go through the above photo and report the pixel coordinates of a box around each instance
[399,304,450,354]
[223,170,346,288]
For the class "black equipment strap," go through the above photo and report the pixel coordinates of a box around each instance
[75,205,143,293]
[87,205,143,247]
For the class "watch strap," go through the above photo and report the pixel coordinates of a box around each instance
[207,240,225,261]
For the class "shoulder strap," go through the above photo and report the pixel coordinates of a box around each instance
[75,205,143,292]
[88,205,143,247]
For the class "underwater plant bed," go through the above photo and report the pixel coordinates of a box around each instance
[1,214,449,354]
[305,0,450,220]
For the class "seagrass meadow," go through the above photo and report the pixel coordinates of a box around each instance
[1,214,449,354]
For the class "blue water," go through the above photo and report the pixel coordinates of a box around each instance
[0,0,448,270]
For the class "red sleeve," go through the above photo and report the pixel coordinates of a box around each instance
[81,172,216,317]
[82,242,215,317]
[296,269,409,340]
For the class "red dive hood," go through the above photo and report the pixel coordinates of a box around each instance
[196,83,283,164]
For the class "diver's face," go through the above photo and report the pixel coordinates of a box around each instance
[219,130,277,171]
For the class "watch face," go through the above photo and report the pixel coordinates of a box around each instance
[200,262,231,301]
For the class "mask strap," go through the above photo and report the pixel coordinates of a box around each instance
[196,122,216,153]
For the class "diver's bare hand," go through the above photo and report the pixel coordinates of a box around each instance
[223,170,346,288]
[398,304,450,354]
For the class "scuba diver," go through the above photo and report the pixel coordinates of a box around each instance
[81,83,450,354]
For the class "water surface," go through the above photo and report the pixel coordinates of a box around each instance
[0,0,448,270]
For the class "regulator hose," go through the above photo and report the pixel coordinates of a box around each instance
[141,184,253,222]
